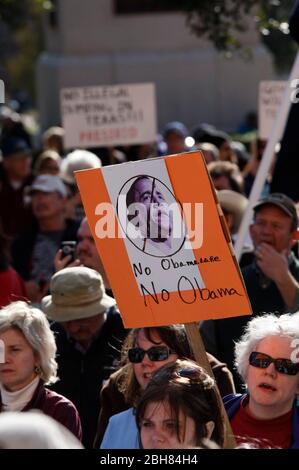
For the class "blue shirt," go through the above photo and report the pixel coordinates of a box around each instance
[100,408,140,449]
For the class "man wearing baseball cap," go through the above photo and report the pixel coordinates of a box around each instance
[201,192,299,390]
[162,121,189,155]
[41,266,127,448]
[11,174,79,303]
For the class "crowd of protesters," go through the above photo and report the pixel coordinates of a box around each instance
[0,102,299,450]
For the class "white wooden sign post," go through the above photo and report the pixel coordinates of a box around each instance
[235,52,299,261]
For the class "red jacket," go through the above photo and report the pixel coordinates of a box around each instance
[0,380,82,442]
[0,267,28,307]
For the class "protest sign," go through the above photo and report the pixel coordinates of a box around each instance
[76,151,252,328]
[76,151,243,448]
[259,80,286,140]
[61,82,157,149]
[236,55,299,260]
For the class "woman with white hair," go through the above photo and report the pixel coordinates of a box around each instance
[0,411,84,449]
[224,312,299,448]
[0,301,82,441]
[60,149,102,222]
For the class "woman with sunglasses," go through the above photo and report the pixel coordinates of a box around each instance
[224,312,299,448]
[136,359,225,449]
[99,325,235,448]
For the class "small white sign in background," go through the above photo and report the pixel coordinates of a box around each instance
[61,82,157,149]
[259,81,286,140]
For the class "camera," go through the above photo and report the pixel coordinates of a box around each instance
[61,241,77,262]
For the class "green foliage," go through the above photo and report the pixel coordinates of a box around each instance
[0,0,297,104]
[0,0,30,30]
[167,0,297,71]
[258,0,297,72]
[0,0,46,101]
[173,0,258,51]
[0,0,45,29]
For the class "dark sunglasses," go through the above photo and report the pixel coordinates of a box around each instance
[249,351,299,376]
[128,346,173,363]
[176,367,198,379]
[173,367,201,384]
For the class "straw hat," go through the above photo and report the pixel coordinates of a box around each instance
[41,267,115,322]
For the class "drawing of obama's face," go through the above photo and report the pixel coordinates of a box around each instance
[126,176,173,243]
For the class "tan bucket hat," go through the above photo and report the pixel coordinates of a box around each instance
[41,266,116,322]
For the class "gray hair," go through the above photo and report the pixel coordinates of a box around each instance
[196,142,220,161]
[235,312,299,382]
[42,126,65,142]
[0,411,83,449]
[0,301,58,385]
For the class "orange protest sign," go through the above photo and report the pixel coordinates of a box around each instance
[75,151,252,328]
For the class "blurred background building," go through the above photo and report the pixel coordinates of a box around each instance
[37,0,276,131]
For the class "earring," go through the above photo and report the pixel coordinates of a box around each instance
[296,395,299,407]
[34,365,41,375]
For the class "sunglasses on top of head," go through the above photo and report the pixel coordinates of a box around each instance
[249,351,299,376]
[128,346,174,363]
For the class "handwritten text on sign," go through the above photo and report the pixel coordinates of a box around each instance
[132,260,242,308]
[75,153,252,328]
[259,81,286,140]
[61,83,157,149]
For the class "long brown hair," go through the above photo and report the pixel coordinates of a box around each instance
[117,325,195,407]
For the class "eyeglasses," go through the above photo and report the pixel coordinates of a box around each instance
[249,351,299,376]
[128,346,173,363]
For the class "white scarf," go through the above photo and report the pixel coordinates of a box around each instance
[0,376,40,412]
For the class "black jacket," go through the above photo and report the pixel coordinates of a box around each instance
[49,306,128,448]
[270,0,299,199]
[11,219,79,281]
[290,1,299,45]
